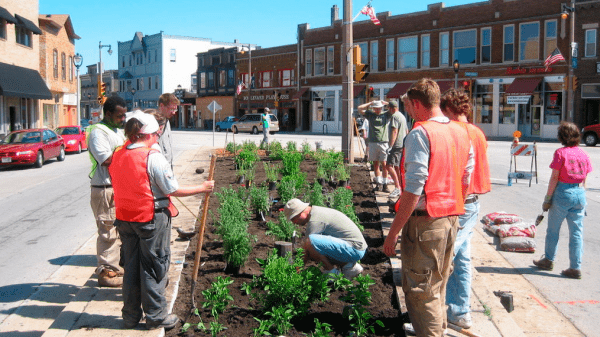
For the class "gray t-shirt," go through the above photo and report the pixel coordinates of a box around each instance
[306,206,367,251]
[364,110,389,143]
[389,111,408,148]
[158,120,173,168]
[88,123,125,185]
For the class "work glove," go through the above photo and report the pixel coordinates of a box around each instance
[542,195,552,212]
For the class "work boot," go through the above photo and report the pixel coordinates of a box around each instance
[98,269,123,287]
[146,314,180,330]
[533,256,554,271]
[561,268,582,279]
[382,184,390,193]
[449,312,473,329]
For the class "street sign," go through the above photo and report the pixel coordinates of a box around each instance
[572,57,578,69]
[465,72,478,77]
[507,95,531,104]
[207,100,222,114]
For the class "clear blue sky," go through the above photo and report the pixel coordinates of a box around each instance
[40,0,475,72]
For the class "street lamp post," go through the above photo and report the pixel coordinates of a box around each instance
[241,45,252,114]
[73,53,83,127]
[562,1,576,122]
[130,88,137,109]
[98,41,112,106]
[175,84,184,127]
[453,59,460,89]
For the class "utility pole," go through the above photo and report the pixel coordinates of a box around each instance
[567,0,576,122]
[341,0,354,163]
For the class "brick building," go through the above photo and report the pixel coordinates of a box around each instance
[235,44,300,131]
[0,1,51,136]
[79,65,118,123]
[296,0,598,139]
[38,14,80,129]
[575,0,600,126]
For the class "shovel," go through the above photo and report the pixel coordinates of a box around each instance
[535,211,546,227]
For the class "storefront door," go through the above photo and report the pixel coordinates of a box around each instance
[517,104,531,137]
[531,106,542,137]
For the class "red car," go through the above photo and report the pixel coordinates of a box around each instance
[582,123,600,146]
[55,125,87,153]
[0,129,65,168]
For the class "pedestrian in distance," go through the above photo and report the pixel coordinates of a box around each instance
[533,121,592,279]
[357,100,391,192]
[157,93,179,169]
[86,95,127,287]
[284,198,367,279]
[358,117,369,161]
[261,108,271,147]
[385,100,408,199]
[109,111,214,330]
[441,88,491,329]
[383,79,472,337]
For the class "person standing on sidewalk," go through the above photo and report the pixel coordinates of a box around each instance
[110,111,214,330]
[157,93,179,169]
[441,88,491,329]
[87,95,127,287]
[261,108,271,147]
[534,121,592,280]
[358,100,390,191]
[383,79,472,337]
[385,100,408,198]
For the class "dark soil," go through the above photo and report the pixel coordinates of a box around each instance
[167,153,403,336]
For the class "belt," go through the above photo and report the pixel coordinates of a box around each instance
[411,209,429,217]
[465,195,479,204]
[154,208,169,213]
[91,185,112,188]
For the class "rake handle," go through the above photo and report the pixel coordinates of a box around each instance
[192,155,217,283]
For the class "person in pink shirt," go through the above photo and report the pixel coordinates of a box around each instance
[534,122,592,279]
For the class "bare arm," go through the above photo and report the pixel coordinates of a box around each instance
[383,191,419,257]
[357,102,372,114]
[170,180,215,197]
[389,128,398,148]
[546,169,560,198]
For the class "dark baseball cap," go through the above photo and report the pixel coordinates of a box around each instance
[389,101,399,108]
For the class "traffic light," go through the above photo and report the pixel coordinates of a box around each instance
[572,76,578,91]
[355,63,369,82]
[100,82,107,97]
[97,95,107,105]
[563,76,569,90]
[462,80,473,95]
[352,45,361,64]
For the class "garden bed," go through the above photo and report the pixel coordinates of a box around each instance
[167,150,402,336]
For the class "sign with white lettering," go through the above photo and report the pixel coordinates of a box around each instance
[465,72,478,77]
[507,96,531,104]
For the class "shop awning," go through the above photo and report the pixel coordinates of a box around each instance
[436,80,454,94]
[505,77,542,95]
[386,82,412,98]
[0,63,52,99]
[14,14,42,35]
[354,84,366,97]
[292,87,308,99]
[0,6,17,24]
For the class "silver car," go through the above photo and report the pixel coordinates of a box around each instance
[231,113,279,134]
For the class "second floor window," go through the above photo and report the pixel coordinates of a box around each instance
[200,73,206,89]
[386,39,394,70]
[585,29,596,57]
[520,22,539,61]
[421,35,430,68]
[280,69,293,87]
[0,19,6,39]
[53,50,58,79]
[545,20,557,59]
[453,29,477,64]
[370,41,378,72]
[305,49,312,76]
[504,25,514,62]
[327,46,334,75]
[61,53,66,80]
[170,49,176,62]
[440,32,449,66]
[314,47,325,76]
[398,36,418,69]
[15,26,31,47]
[69,56,73,81]
[481,28,491,63]
[220,70,226,87]
[228,69,235,87]
[261,71,271,88]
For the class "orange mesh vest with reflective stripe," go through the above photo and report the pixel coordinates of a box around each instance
[464,123,491,195]
[110,146,178,222]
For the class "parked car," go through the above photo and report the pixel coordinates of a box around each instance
[55,125,87,153]
[231,113,279,134]
[0,129,65,168]
[215,116,239,132]
[582,123,600,146]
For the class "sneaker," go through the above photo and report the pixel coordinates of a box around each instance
[382,184,390,193]
[449,312,473,329]
[533,256,554,271]
[98,270,123,287]
[342,263,363,279]
[388,188,401,198]
[146,314,179,330]
[385,178,395,185]
[403,323,448,336]
[561,268,582,279]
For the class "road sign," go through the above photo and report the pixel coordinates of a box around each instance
[465,72,478,77]
[207,101,222,114]
[507,96,531,104]
[572,57,578,69]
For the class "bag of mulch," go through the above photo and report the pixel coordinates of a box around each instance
[483,222,502,236]
[496,222,537,238]
[482,212,523,225]
[500,236,536,252]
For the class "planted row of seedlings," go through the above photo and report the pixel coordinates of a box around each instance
[181,140,384,336]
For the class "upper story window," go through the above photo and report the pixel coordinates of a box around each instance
[519,22,539,61]
[398,36,418,69]
[129,55,132,66]
[421,35,430,68]
[370,41,379,72]
[386,39,395,70]
[0,19,6,39]
[357,42,368,64]
[544,20,557,59]
[155,76,159,90]
[219,70,227,87]
[228,69,235,87]
[305,49,312,76]
[280,69,293,87]
[53,49,58,78]
[122,56,125,68]
[481,28,491,64]
[200,72,206,89]
[170,48,176,62]
[453,29,477,64]
[440,32,449,67]
[207,71,214,88]
[69,56,73,81]
[148,77,152,90]
[261,71,271,88]
[327,46,334,75]
[61,52,66,80]
[504,25,514,62]
[15,26,32,47]
[314,47,325,76]
[585,29,596,58]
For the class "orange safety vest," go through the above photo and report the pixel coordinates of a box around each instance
[397,120,470,217]
[109,146,178,222]
[464,123,491,195]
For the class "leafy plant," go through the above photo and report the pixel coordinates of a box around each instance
[264,304,295,335]
[225,141,240,154]
[301,140,312,157]
[215,187,253,268]
[263,162,279,182]
[341,274,384,336]
[208,321,226,337]
[286,141,298,152]
[280,151,303,176]
[316,166,327,180]
[310,319,333,337]
[250,185,270,214]
[335,164,350,181]
[277,173,307,203]
[235,148,259,170]
[308,181,325,207]
[328,187,362,230]
[202,276,234,318]
[265,212,299,241]
[330,272,353,291]
[268,140,284,160]
[242,140,258,151]
[223,230,253,268]
[245,166,256,182]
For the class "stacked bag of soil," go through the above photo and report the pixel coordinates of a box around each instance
[482,212,537,252]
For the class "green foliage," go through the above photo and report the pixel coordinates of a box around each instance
[330,272,353,291]
[242,140,258,151]
[223,230,253,268]
[277,173,307,203]
[245,166,256,182]
[328,187,363,231]
[316,150,344,180]
[268,140,284,160]
[316,166,327,179]
[310,319,333,337]
[263,162,279,182]
[265,212,299,241]
[202,276,234,318]
[225,142,240,154]
[285,141,297,152]
[280,151,303,176]
[308,181,325,207]
[335,164,350,181]
[301,140,312,156]
[264,304,295,335]
[341,274,384,336]
[250,185,270,214]
[208,321,225,337]
[235,148,259,170]
[215,187,253,267]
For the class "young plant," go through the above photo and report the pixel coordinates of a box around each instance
[328,187,363,231]
[280,151,303,176]
[225,141,239,154]
[264,304,295,335]
[263,162,279,182]
[235,148,259,170]
[310,319,333,337]
[341,274,384,336]
[301,140,312,157]
[286,141,298,152]
[250,185,270,215]
[335,164,350,181]
[245,166,256,182]
[316,166,327,180]
[242,140,258,151]
[265,212,299,241]
[202,276,234,318]
[308,181,325,207]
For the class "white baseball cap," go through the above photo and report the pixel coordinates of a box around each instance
[371,100,384,108]
[126,110,159,134]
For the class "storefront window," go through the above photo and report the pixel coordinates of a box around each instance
[544,82,562,125]
[314,91,336,121]
[498,84,515,124]
[474,84,493,124]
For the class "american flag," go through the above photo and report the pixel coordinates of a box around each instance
[544,48,565,69]
[236,81,245,96]
[360,4,380,25]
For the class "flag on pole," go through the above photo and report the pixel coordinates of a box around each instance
[544,48,565,69]
[236,81,245,95]
[359,4,380,25]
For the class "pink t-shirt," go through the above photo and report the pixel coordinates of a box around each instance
[549,146,592,183]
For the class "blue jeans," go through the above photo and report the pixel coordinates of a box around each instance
[446,200,479,319]
[545,182,586,270]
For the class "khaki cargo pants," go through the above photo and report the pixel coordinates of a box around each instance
[90,186,123,275]
[401,214,458,337]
